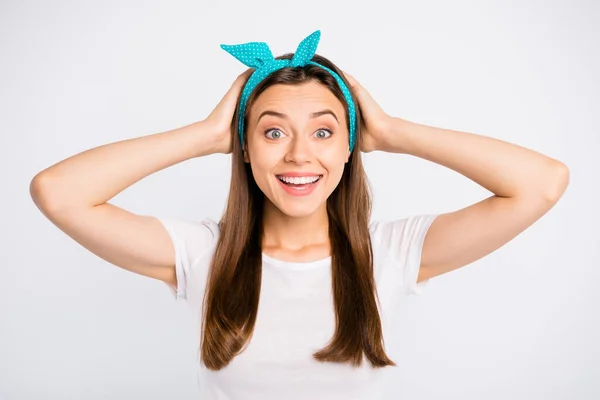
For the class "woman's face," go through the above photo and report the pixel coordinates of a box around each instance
[245,81,350,218]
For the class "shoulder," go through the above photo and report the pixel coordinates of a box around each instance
[155,216,220,265]
[154,216,220,301]
[369,214,439,295]
[369,214,438,257]
[156,216,219,236]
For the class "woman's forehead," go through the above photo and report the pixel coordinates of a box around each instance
[250,83,346,123]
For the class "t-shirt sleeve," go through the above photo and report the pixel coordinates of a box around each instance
[154,216,219,301]
[370,214,439,295]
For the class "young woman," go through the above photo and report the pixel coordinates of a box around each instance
[30,31,569,399]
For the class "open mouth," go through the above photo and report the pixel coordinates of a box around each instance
[276,174,323,187]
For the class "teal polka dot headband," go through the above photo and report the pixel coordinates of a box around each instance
[220,30,357,153]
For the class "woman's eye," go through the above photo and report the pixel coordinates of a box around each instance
[314,128,332,139]
[265,128,332,140]
[265,129,283,139]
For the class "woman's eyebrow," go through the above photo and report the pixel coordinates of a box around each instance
[257,109,338,124]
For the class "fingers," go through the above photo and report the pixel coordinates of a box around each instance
[224,70,252,101]
[236,69,253,84]
[341,70,359,88]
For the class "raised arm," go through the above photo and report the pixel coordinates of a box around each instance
[342,71,569,284]
[382,117,569,283]
[29,71,250,288]
[30,120,223,287]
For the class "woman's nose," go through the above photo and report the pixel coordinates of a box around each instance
[284,135,311,164]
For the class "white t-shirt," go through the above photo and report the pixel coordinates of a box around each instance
[156,214,438,400]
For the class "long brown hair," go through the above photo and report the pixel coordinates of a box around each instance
[200,53,396,370]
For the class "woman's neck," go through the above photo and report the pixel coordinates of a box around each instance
[261,200,330,257]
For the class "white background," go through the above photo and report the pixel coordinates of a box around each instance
[2,0,598,398]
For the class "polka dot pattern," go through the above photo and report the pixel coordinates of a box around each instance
[220,30,357,152]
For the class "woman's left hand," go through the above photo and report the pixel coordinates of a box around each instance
[342,71,392,153]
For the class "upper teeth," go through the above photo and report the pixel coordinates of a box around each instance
[278,175,320,184]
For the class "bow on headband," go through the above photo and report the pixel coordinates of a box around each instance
[220,30,357,152]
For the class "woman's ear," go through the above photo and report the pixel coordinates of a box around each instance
[243,147,250,163]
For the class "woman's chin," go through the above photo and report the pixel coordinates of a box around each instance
[266,198,325,219]
[276,204,321,219]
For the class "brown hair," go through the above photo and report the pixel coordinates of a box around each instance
[200,53,396,369]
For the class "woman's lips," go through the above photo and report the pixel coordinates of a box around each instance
[276,175,322,197]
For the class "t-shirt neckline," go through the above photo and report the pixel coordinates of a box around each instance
[261,252,331,270]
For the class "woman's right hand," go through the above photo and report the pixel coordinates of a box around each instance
[204,70,253,154]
